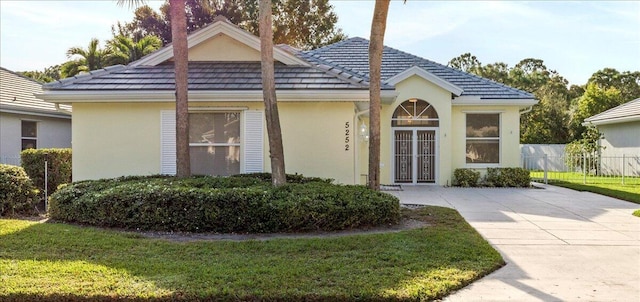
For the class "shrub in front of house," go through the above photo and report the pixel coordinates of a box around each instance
[21,148,72,196]
[232,172,333,184]
[0,164,38,216]
[485,167,531,187]
[454,168,480,187]
[49,174,400,233]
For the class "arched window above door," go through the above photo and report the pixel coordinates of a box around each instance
[391,99,439,127]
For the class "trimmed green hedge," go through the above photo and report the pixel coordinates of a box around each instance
[454,168,480,187]
[49,174,400,233]
[453,168,531,187]
[21,148,72,195]
[485,167,531,187]
[0,164,38,216]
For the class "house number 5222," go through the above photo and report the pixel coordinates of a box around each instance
[344,122,350,151]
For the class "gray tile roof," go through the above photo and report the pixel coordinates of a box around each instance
[0,67,71,116]
[44,61,369,91]
[301,37,535,99]
[43,37,534,101]
[584,98,640,124]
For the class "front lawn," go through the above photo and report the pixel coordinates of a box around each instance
[550,182,640,204]
[0,207,503,301]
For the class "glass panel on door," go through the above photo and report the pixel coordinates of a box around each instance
[417,130,436,183]
[394,130,413,183]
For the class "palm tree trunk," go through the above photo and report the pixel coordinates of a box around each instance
[259,0,287,186]
[170,0,191,177]
[368,0,390,191]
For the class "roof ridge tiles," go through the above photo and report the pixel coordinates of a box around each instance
[305,37,534,98]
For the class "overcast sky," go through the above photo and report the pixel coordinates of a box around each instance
[1,0,638,86]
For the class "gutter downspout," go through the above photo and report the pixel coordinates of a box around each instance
[519,106,533,115]
[354,108,370,184]
[55,103,72,114]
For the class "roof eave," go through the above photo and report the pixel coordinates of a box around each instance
[384,66,464,96]
[0,107,71,119]
[37,89,384,103]
[583,115,640,126]
[452,97,538,107]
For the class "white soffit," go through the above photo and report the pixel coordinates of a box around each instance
[131,20,309,67]
[384,66,464,96]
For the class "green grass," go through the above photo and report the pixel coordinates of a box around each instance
[530,171,640,204]
[0,207,504,301]
[530,171,640,185]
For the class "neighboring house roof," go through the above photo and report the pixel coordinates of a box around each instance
[584,98,640,126]
[300,37,535,100]
[0,67,71,118]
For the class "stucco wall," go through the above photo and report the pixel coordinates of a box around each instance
[188,35,261,61]
[277,102,356,184]
[71,101,357,183]
[599,121,640,157]
[72,103,170,180]
[0,112,71,165]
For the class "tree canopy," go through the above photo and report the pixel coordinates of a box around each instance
[121,0,346,50]
[448,53,640,143]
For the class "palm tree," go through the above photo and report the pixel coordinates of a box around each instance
[107,34,163,65]
[259,0,287,186]
[170,0,191,177]
[368,0,391,191]
[61,38,111,77]
[118,0,191,177]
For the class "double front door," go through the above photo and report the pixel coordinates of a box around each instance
[393,129,437,184]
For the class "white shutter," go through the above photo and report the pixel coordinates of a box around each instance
[160,110,177,175]
[243,110,264,173]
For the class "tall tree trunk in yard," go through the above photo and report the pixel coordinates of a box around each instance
[259,0,287,186]
[170,0,191,177]
[368,0,390,191]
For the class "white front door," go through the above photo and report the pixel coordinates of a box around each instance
[393,128,437,184]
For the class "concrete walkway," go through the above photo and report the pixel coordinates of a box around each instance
[389,184,640,302]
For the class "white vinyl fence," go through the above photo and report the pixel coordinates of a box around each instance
[521,144,639,185]
[0,156,21,166]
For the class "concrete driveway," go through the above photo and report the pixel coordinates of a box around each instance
[390,184,640,302]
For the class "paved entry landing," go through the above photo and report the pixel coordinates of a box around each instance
[390,184,640,302]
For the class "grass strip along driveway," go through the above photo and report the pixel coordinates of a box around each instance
[530,172,640,204]
[0,207,503,302]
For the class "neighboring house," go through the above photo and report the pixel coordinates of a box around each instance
[37,19,536,185]
[0,67,71,165]
[584,98,640,159]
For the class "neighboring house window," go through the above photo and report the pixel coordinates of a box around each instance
[466,113,500,164]
[21,120,37,150]
[189,112,241,176]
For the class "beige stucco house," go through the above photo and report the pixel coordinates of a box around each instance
[1,67,71,165]
[38,19,536,185]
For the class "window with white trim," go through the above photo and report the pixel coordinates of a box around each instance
[189,112,241,176]
[465,113,500,164]
[21,120,37,150]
